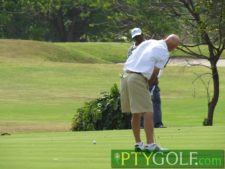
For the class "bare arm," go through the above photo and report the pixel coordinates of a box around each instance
[148,67,160,86]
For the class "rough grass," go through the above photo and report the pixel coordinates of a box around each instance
[0,127,224,169]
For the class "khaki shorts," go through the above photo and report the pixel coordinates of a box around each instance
[120,72,153,113]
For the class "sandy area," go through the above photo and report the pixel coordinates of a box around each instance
[168,58,225,67]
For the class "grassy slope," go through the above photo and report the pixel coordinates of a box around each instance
[55,42,131,63]
[1,40,224,64]
[0,127,224,169]
[0,39,130,63]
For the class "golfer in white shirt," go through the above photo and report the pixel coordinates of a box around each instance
[120,34,180,151]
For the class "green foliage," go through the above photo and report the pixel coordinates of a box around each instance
[0,0,48,40]
[72,84,131,131]
[1,0,224,44]
[0,0,113,41]
[0,0,180,42]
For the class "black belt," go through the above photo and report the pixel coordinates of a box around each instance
[124,70,148,81]
[125,70,142,74]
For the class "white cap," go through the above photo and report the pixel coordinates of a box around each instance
[131,28,142,38]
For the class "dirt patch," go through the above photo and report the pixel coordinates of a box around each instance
[0,121,71,134]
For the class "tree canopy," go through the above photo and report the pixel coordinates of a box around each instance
[0,0,180,41]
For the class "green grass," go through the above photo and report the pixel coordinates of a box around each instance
[0,62,121,121]
[55,42,131,63]
[0,62,225,131]
[0,62,123,132]
[0,127,224,169]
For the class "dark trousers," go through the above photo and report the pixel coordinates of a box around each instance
[141,85,163,128]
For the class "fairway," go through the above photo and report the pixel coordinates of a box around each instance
[0,127,224,169]
[0,60,225,132]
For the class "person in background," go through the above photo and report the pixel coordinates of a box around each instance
[128,28,166,128]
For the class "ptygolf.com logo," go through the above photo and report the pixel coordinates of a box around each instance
[111,150,224,168]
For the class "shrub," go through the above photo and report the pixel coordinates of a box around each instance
[72,84,131,131]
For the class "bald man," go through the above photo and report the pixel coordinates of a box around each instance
[121,34,180,151]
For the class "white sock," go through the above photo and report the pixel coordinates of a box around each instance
[146,143,155,147]
[135,142,143,145]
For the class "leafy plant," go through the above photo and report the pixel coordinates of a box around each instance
[72,84,131,131]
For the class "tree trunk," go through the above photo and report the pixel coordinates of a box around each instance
[205,61,220,125]
[56,8,67,42]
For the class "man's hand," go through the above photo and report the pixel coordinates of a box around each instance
[152,78,159,85]
[148,67,160,86]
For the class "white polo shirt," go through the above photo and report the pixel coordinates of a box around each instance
[124,39,169,79]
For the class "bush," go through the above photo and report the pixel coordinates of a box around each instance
[72,84,131,131]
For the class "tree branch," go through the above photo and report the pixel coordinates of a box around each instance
[192,72,212,103]
[178,44,208,59]
[184,58,211,70]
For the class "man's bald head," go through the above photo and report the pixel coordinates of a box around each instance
[165,34,180,51]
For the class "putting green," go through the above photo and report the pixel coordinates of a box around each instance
[0,126,224,169]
